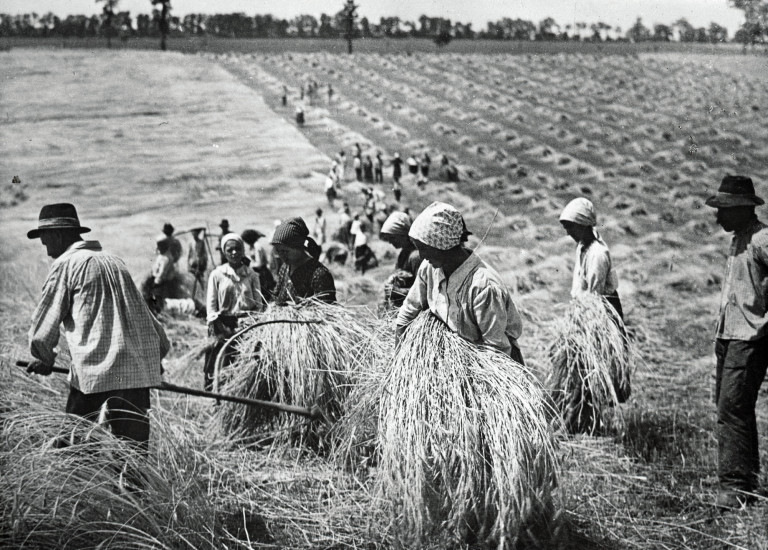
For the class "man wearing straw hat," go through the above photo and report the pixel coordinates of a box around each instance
[706,175,768,510]
[26,203,170,450]
[396,201,524,363]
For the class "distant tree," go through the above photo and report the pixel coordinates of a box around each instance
[96,0,119,47]
[150,0,170,50]
[360,16,371,37]
[653,23,672,41]
[708,21,728,42]
[627,17,651,42]
[341,0,358,53]
[674,18,696,41]
[730,0,768,42]
[538,17,558,40]
[434,25,452,47]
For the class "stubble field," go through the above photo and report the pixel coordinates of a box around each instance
[1,44,768,549]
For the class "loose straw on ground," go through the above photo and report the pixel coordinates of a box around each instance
[351,311,560,549]
[547,293,633,435]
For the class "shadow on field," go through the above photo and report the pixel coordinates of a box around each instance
[618,407,713,465]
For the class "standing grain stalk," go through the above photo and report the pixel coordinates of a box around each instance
[373,312,560,548]
[547,293,633,434]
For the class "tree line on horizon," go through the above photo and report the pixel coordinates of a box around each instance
[1,5,765,46]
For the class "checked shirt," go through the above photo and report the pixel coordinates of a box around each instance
[29,240,169,393]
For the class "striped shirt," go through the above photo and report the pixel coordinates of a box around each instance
[717,220,768,341]
[397,251,522,355]
[29,240,169,394]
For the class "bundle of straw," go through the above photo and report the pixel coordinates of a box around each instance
[547,293,633,435]
[374,312,560,548]
[0,392,225,549]
[212,300,381,449]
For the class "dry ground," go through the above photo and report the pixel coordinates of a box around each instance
[1,46,768,549]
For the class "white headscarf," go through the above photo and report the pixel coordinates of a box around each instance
[409,201,465,250]
[220,233,244,250]
[559,198,597,227]
[380,211,412,237]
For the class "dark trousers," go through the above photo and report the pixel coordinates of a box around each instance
[66,386,151,451]
[203,316,238,391]
[715,337,768,491]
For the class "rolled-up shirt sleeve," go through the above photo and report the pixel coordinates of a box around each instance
[396,264,428,329]
[29,265,70,366]
[471,285,513,355]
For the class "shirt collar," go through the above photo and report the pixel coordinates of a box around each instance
[54,240,101,265]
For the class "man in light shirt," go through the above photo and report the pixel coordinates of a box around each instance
[706,175,768,510]
[26,203,170,450]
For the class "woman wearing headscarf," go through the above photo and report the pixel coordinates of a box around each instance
[396,202,524,363]
[559,197,623,320]
[271,217,336,304]
[380,211,423,309]
[204,233,266,391]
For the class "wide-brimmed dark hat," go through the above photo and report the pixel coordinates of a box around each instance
[706,175,764,208]
[27,203,91,239]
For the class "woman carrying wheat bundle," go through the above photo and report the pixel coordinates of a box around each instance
[551,197,632,434]
[380,202,557,547]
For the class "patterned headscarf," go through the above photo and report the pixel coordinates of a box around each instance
[409,201,465,250]
[559,198,597,227]
[380,211,412,237]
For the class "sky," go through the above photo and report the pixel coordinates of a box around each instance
[4,1,747,35]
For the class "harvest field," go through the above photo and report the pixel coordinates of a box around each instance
[2,43,768,548]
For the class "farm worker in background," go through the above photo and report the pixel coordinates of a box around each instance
[268,219,284,275]
[705,175,768,510]
[406,154,419,176]
[333,202,353,254]
[204,233,265,391]
[374,152,383,183]
[312,208,327,246]
[324,169,338,207]
[559,198,623,320]
[26,203,169,451]
[271,217,336,304]
[391,152,403,187]
[380,211,423,309]
[396,201,524,364]
[159,222,182,264]
[150,236,179,301]
[241,229,275,302]
[353,152,363,182]
[188,228,208,296]
[351,216,378,274]
[417,151,431,188]
[295,105,305,127]
[363,155,374,183]
[335,150,346,181]
[328,83,334,105]
[281,85,288,107]
[216,219,232,265]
